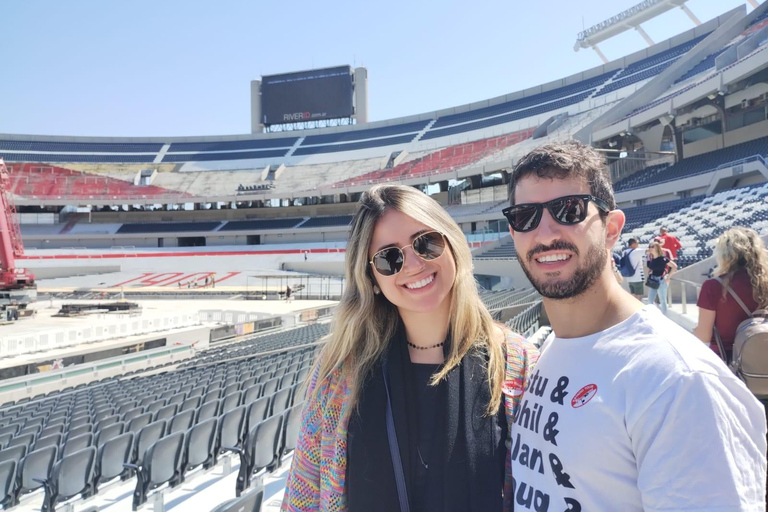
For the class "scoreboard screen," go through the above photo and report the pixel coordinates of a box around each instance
[261,66,354,126]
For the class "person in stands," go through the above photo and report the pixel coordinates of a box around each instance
[659,226,682,260]
[623,238,644,300]
[282,184,538,512]
[646,240,677,316]
[693,226,768,361]
[504,141,765,512]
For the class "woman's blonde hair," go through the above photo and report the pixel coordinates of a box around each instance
[311,184,506,415]
[649,241,664,258]
[714,226,768,308]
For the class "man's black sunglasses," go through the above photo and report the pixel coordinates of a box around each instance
[502,195,612,233]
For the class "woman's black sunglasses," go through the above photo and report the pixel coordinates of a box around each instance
[369,231,446,277]
[502,195,611,233]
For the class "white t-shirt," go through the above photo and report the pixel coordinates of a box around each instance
[623,247,644,283]
[509,305,767,512]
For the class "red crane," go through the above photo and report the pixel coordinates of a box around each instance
[0,159,35,313]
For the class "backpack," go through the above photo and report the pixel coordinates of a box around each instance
[714,278,768,398]
[618,248,638,277]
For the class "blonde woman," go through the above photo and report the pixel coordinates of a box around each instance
[694,227,768,361]
[281,184,538,512]
[646,241,676,315]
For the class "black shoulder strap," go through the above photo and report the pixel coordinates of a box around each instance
[382,359,410,512]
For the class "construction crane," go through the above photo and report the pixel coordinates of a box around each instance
[0,159,36,321]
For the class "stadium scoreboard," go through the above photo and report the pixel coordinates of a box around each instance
[260,65,355,127]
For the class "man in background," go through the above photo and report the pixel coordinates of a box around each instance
[623,238,644,300]
[659,226,682,260]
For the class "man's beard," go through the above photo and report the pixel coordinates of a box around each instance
[519,238,607,299]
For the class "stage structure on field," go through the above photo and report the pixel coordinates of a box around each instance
[574,0,710,63]
[251,65,368,133]
[0,159,36,320]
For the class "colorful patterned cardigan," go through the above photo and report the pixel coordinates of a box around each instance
[281,328,539,512]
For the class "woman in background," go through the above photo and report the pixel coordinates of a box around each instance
[646,241,676,315]
[281,184,538,512]
[694,226,768,361]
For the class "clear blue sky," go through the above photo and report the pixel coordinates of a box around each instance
[0,0,754,137]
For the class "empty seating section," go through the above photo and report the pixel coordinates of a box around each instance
[0,140,163,153]
[596,35,710,96]
[595,61,676,96]
[613,163,672,191]
[219,218,303,231]
[334,130,534,188]
[292,134,416,156]
[422,94,593,140]
[299,215,353,228]
[613,35,707,80]
[444,199,507,217]
[167,138,298,152]
[0,153,155,164]
[621,196,704,231]
[183,323,329,366]
[620,182,768,267]
[475,236,517,259]
[675,47,728,84]
[480,288,540,310]
[117,221,222,234]
[614,137,768,191]
[431,72,614,129]
[0,324,324,510]
[162,149,288,162]
[6,163,180,200]
[302,120,430,145]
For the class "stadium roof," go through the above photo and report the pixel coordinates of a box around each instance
[575,0,701,58]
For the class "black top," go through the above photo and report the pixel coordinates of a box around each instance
[411,362,443,512]
[648,255,670,277]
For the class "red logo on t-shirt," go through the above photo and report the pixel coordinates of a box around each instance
[571,384,597,408]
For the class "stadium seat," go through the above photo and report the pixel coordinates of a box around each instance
[242,384,263,407]
[0,445,28,469]
[211,485,264,512]
[14,445,58,505]
[217,406,247,460]
[220,391,243,415]
[280,403,304,461]
[95,422,125,448]
[0,460,16,509]
[122,407,145,423]
[126,413,153,434]
[246,397,271,432]
[154,403,179,422]
[133,420,167,466]
[126,432,185,510]
[270,387,292,417]
[182,417,218,476]
[94,432,134,491]
[180,396,202,412]
[168,410,196,434]
[38,446,96,512]
[34,433,62,452]
[59,433,93,461]
[235,414,283,497]
[262,378,280,397]
[196,401,219,423]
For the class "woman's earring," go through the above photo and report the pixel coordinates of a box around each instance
[373,285,381,295]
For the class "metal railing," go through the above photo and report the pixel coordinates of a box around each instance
[669,277,702,315]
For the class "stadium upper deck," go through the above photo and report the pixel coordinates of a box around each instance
[2,5,765,207]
